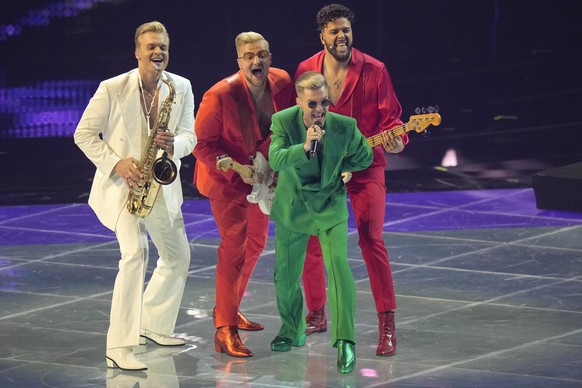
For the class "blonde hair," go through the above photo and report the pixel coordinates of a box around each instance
[135,21,169,48]
[295,71,328,95]
[235,31,269,51]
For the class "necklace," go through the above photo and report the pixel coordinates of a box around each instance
[330,66,348,89]
[140,84,158,121]
[142,88,155,99]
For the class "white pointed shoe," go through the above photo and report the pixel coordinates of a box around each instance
[139,329,186,346]
[106,347,147,371]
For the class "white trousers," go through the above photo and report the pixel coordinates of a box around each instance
[107,191,191,350]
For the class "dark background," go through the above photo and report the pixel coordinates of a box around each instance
[1,0,582,205]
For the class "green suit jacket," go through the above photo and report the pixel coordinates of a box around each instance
[269,106,373,233]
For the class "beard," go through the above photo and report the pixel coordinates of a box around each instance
[324,38,352,63]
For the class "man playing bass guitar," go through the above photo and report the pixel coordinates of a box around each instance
[295,3,408,357]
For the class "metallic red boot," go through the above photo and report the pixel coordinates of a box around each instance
[214,326,253,357]
[237,311,264,331]
[213,307,264,331]
[376,311,397,356]
[305,307,327,335]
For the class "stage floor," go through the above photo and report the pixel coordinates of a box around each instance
[1,189,581,387]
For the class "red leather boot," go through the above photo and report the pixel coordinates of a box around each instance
[305,307,327,335]
[376,311,397,356]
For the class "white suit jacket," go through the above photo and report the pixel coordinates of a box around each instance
[74,69,196,231]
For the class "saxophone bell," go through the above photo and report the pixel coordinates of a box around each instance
[152,151,177,184]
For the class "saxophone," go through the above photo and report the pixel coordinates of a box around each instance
[127,66,178,218]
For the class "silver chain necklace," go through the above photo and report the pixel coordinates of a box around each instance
[140,81,158,122]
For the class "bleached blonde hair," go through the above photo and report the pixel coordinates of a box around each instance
[295,71,328,95]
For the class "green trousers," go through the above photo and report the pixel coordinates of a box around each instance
[273,220,356,345]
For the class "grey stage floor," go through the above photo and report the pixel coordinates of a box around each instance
[1,188,582,387]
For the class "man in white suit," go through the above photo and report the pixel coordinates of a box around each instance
[74,21,195,371]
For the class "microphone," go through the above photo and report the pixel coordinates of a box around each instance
[309,120,322,159]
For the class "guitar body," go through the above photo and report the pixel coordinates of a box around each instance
[246,152,275,215]
[216,151,274,215]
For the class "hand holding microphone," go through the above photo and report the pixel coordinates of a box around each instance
[306,120,325,158]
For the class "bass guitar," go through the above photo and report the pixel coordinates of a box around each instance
[367,110,441,148]
[339,110,441,183]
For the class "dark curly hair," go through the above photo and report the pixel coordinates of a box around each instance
[316,4,356,31]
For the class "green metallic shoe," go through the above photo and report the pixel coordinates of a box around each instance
[336,339,356,374]
[270,334,306,352]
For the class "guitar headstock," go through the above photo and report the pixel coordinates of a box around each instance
[409,106,441,133]
[216,155,234,172]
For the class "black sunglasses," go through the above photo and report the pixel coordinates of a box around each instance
[307,99,331,109]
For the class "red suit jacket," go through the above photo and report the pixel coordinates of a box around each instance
[295,48,408,173]
[193,68,294,203]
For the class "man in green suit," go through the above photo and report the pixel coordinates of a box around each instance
[268,71,373,374]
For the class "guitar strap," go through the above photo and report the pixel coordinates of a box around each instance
[226,73,262,160]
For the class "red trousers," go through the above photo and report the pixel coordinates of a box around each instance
[302,165,397,312]
[210,198,269,328]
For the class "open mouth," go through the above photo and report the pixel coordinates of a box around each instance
[336,41,347,51]
[313,113,325,123]
[251,68,263,77]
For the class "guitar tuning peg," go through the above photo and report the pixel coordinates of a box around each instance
[421,107,427,114]
[415,107,421,114]
[434,105,440,113]
[422,129,431,137]
[427,106,434,113]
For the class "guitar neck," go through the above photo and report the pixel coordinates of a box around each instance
[229,162,254,179]
[367,123,409,148]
